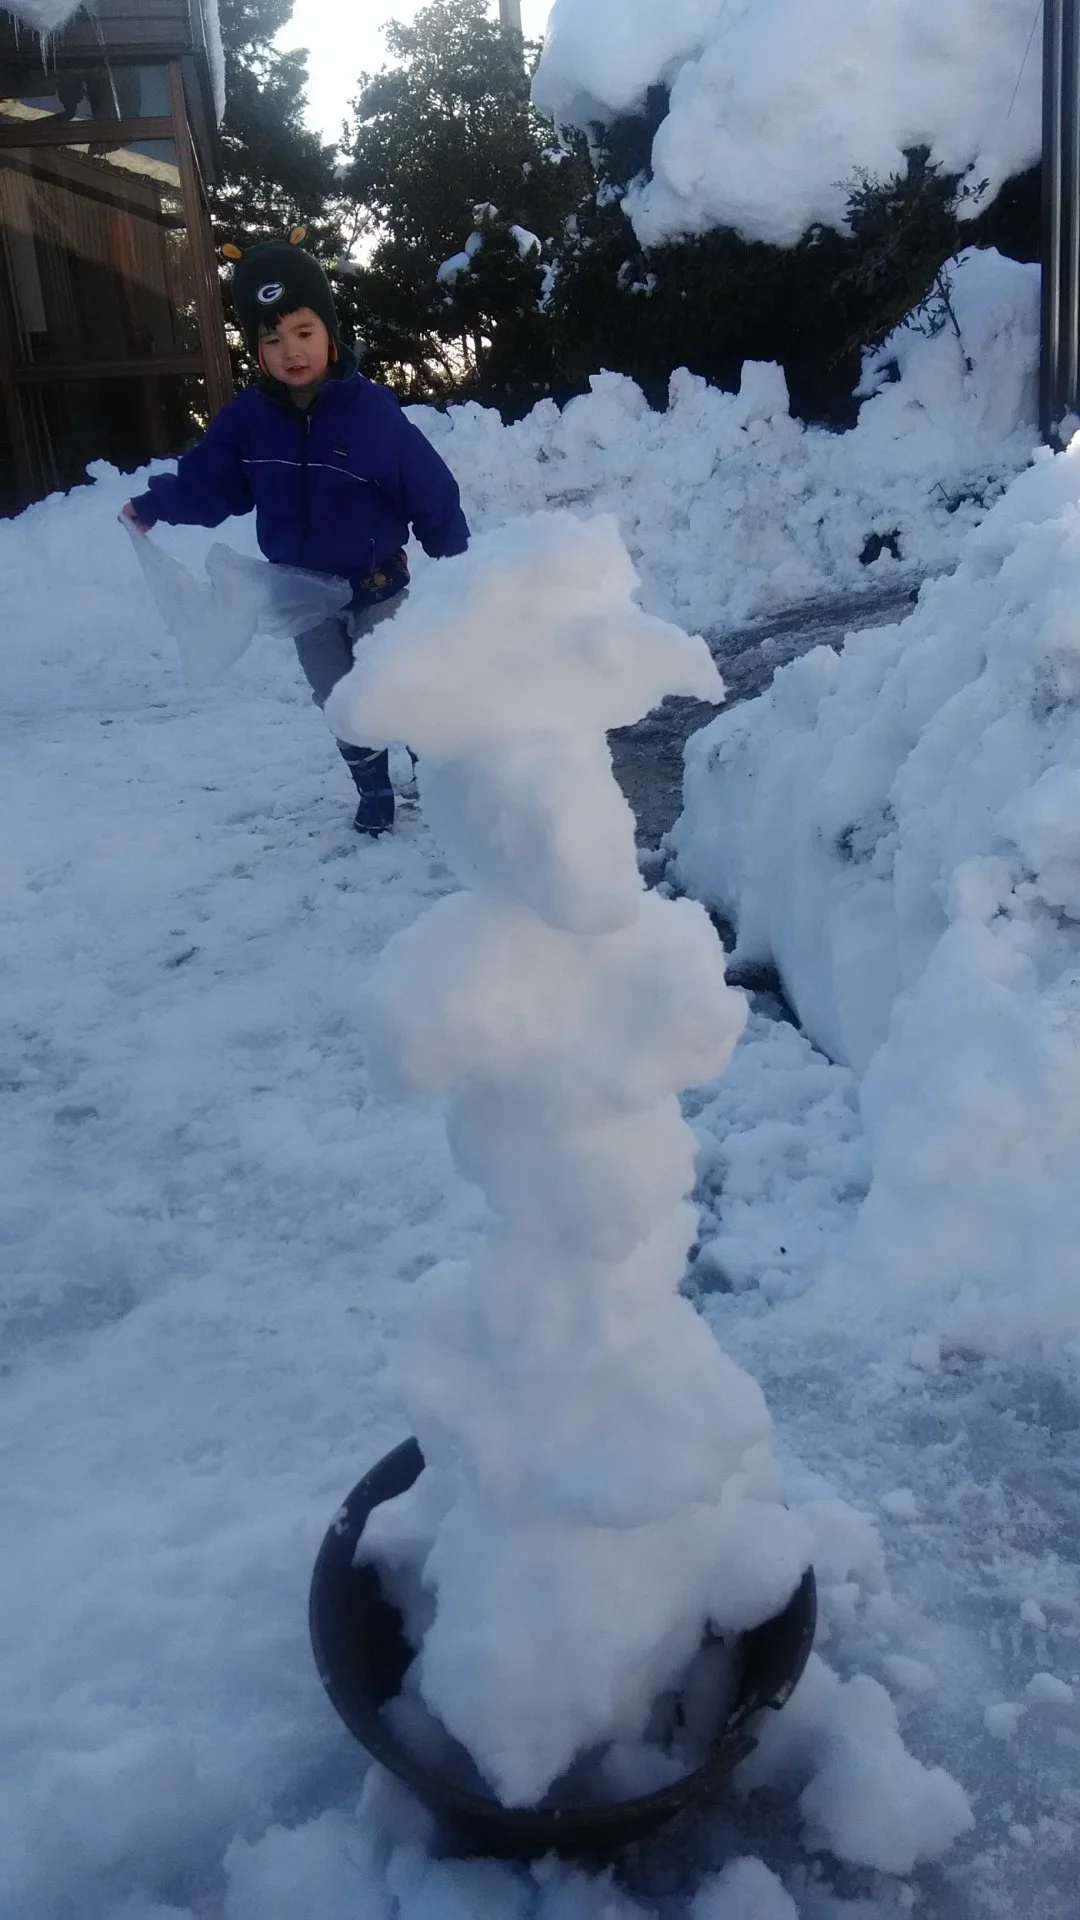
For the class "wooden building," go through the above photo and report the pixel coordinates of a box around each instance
[0,0,231,513]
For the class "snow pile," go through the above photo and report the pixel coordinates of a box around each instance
[326,512,812,1805]
[533,0,1042,247]
[671,442,1080,1351]
[412,248,1038,634]
[742,1655,974,1874]
[690,1857,798,1920]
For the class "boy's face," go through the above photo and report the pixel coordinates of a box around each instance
[257,308,331,392]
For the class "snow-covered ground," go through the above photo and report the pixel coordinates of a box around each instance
[533,0,1042,248]
[5,258,1078,1916]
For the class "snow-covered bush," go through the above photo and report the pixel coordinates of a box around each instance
[856,248,1040,461]
[325,512,812,1805]
[530,4,1039,420]
[671,443,1080,1351]
[533,0,1040,250]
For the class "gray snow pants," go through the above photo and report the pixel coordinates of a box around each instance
[294,590,408,802]
[293,588,407,711]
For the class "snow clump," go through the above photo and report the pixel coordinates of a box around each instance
[691,1856,798,1920]
[740,1655,974,1874]
[326,511,812,1806]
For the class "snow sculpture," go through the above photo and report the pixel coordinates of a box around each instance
[326,512,811,1806]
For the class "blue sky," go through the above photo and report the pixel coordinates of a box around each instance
[280,0,554,141]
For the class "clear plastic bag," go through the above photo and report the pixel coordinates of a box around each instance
[124,522,351,686]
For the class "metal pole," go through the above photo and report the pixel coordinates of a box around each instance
[1042,0,1064,442]
[1063,0,1080,420]
[498,0,523,32]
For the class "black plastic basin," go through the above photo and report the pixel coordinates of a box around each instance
[309,1438,816,1860]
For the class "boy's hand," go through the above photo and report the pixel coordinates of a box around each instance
[121,501,151,534]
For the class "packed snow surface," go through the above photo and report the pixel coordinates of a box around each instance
[671,438,1080,1358]
[533,0,1043,247]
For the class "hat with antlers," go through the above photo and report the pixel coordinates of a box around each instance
[225,228,340,351]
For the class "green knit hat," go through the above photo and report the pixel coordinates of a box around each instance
[226,229,340,351]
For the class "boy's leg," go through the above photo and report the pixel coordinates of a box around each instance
[293,612,354,708]
[294,601,405,834]
[339,744,394,835]
[342,595,407,831]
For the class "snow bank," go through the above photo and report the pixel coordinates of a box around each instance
[328,512,812,1805]
[4,251,1036,691]
[533,0,1042,247]
[411,248,1038,634]
[671,440,1080,1352]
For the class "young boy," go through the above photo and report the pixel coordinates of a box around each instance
[123,233,470,835]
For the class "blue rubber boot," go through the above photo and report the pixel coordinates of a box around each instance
[338,744,394,836]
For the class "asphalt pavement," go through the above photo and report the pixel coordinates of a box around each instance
[611,577,925,848]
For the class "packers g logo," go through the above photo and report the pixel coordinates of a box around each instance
[257,281,285,304]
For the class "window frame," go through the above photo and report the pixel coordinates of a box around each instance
[0,53,230,507]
